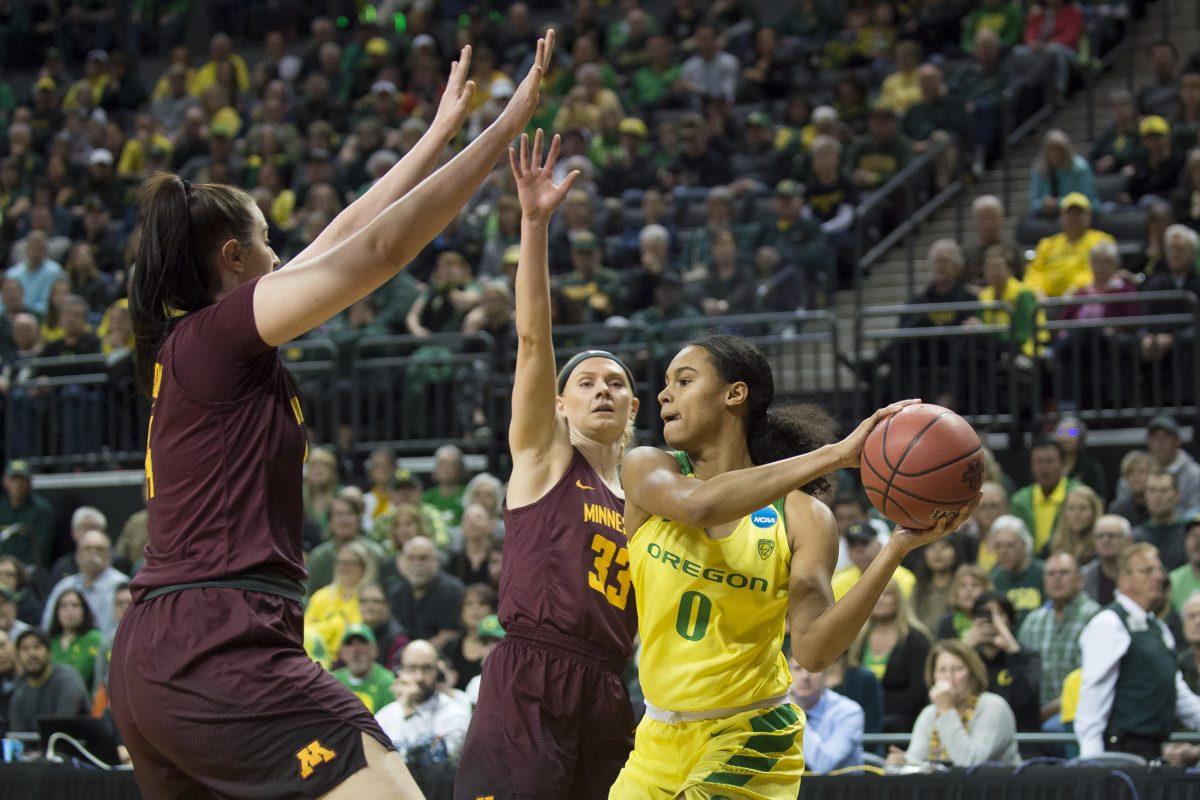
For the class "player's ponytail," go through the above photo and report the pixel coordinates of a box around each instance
[130,172,256,395]
[691,334,837,499]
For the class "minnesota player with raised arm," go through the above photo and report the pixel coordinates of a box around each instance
[454,129,640,799]
[109,34,557,800]
[610,337,980,798]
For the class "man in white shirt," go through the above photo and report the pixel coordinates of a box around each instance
[40,530,128,634]
[1076,543,1200,758]
[375,640,471,769]
[680,26,740,103]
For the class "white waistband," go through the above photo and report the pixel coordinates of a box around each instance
[643,694,789,724]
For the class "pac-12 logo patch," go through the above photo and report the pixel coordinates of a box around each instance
[751,506,778,529]
[758,538,775,560]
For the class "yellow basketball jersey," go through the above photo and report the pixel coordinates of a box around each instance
[629,451,792,712]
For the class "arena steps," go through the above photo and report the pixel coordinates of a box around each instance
[814,0,1188,401]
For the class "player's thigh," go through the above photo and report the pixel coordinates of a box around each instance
[318,734,424,800]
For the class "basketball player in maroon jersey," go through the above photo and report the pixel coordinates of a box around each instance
[453,131,638,798]
[108,34,556,799]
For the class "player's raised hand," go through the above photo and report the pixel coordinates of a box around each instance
[430,45,476,139]
[833,399,922,469]
[498,29,555,134]
[509,129,579,224]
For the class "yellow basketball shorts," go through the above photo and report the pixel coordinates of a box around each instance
[608,703,806,799]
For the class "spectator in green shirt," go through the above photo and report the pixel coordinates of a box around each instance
[0,460,55,570]
[47,588,103,689]
[903,64,967,188]
[1091,89,1145,175]
[988,515,1045,627]
[847,106,913,191]
[423,445,467,528]
[1170,518,1200,611]
[629,35,686,112]
[557,230,623,323]
[961,0,1024,53]
[333,624,397,714]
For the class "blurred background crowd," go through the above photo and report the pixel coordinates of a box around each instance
[0,0,1199,794]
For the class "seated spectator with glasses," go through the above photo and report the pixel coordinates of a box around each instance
[1076,543,1200,759]
[376,640,471,775]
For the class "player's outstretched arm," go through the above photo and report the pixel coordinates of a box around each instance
[509,130,580,463]
[251,31,556,347]
[622,400,918,531]
[786,493,980,673]
[288,46,476,270]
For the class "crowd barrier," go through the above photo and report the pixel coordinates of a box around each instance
[2,312,841,472]
[856,290,1200,438]
[5,293,1198,471]
[5,762,1200,800]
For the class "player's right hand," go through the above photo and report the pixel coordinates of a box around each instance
[499,29,555,135]
[833,399,921,470]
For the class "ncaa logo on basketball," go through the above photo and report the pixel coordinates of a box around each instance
[751,507,778,529]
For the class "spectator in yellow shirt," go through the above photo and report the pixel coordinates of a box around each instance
[832,522,917,600]
[304,540,375,658]
[1025,193,1115,298]
[190,33,250,97]
[877,40,924,114]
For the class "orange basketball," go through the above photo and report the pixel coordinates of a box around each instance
[860,403,984,530]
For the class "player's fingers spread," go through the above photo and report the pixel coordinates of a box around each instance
[460,44,472,75]
[533,128,544,167]
[545,28,556,67]
[462,80,476,103]
[546,132,561,169]
[519,133,529,172]
[508,146,519,177]
[559,169,581,196]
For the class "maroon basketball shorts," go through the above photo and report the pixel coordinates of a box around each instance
[109,587,394,799]
[454,624,635,800]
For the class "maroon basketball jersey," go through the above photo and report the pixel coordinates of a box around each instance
[130,278,307,601]
[499,448,637,658]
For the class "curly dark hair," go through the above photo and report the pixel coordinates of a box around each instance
[689,334,838,500]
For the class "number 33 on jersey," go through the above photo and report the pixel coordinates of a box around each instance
[584,501,632,610]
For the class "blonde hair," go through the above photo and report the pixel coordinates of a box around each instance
[849,579,931,666]
[337,539,377,594]
[1049,485,1103,563]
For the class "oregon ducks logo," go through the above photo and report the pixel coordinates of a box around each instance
[296,739,337,779]
[758,538,775,561]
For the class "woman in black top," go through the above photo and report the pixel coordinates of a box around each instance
[442,583,497,690]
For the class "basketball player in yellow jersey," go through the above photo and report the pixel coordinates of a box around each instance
[611,336,979,799]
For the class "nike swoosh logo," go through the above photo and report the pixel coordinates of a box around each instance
[576,480,594,490]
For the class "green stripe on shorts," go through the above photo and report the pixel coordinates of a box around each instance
[744,731,797,754]
[727,753,779,773]
[704,770,753,787]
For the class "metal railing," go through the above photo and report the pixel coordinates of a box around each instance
[854,291,1200,436]
[1038,291,1200,432]
[3,312,842,472]
[850,137,965,310]
[855,301,1023,430]
[2,351,145,470]
[1000,61,1058,212]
